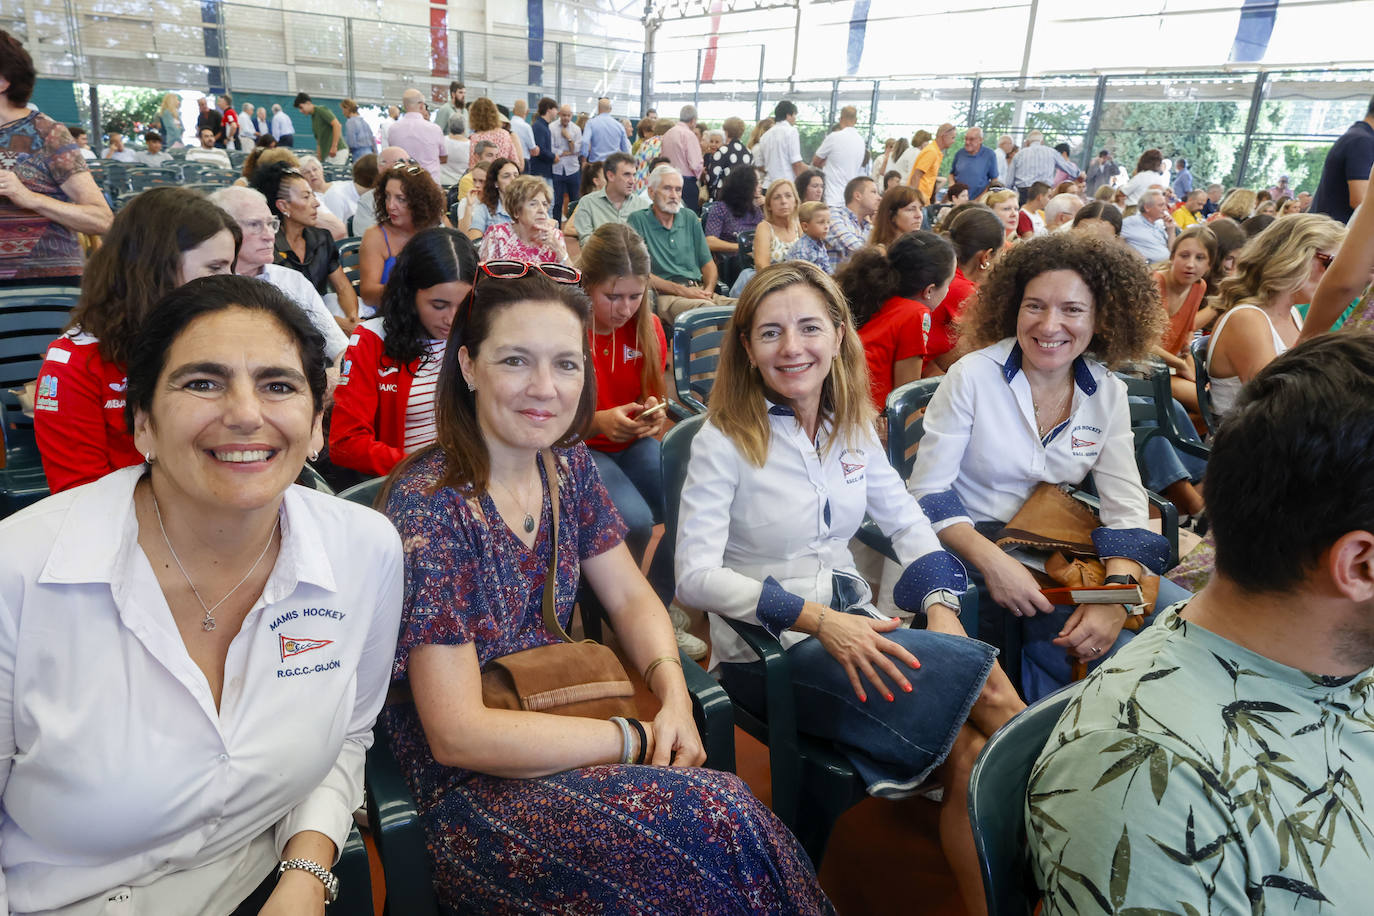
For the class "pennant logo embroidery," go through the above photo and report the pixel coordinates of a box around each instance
[280,635,334,661]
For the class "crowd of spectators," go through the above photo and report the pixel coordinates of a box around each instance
[4,20,1374,912]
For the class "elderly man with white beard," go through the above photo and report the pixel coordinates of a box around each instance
[626,164,736,323]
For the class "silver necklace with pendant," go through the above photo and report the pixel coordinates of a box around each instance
[493,474,540,533]
[152,489,278,631]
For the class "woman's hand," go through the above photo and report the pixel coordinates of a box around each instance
[594,403,649,442]
[809,602,920,703]
[634,397,668,439]
[980,548,1055,617]
[648,699,706,767]
[0,169,37,210]
[258,868,327,916]
[1175,355,1196,382]
[1052,603,1128,662]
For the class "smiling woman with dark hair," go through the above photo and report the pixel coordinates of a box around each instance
[375,264,830,913]
[0,275,403,916]
[909,233,1185,700]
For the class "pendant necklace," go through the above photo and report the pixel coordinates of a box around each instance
[493,473,540,533]
[152,490,278,632]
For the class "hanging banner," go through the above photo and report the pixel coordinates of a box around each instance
[847,0,871,76]
[1229,0,1278,63]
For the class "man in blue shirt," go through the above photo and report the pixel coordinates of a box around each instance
[1172,158,1193,198]
[950,126,999,199]
[1312,96,1374,223]
[580,97,631,163]
[528,96,556,183]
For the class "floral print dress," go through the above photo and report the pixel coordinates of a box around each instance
[381,444,832,915]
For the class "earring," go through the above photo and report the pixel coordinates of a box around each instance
[978,260,990,271]
[466,381,476,392]
[308,450,319,462]
[144,451,154,464]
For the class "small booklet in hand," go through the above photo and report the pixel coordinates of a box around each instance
[1039,583,1144,606]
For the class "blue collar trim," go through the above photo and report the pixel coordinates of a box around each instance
[1002,343,1098,396]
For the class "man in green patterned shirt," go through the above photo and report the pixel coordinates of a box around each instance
[1026,333,1374,915]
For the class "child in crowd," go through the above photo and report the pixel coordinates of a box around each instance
[786,201,832,273]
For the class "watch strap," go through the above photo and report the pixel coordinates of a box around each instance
[279,857,339,904]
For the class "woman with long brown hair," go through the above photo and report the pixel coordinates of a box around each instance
[375,263,829,913]
[34,187,240,492]
[868,183,925,251]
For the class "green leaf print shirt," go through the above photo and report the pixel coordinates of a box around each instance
[1026,606,1374,915]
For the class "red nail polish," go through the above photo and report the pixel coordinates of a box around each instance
[859,693,867,703]
[902,683,913,693]
[885,693,895,703]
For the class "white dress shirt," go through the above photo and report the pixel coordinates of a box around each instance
[757,120,802,187]
[908,339,1163,568]
[254,263,349,361]
[675,407,952,667]
[0,467,403,915]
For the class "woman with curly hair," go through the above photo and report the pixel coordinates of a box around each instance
[465,157,519,240]
[1204,213,1345,420]
[331,228,478,477]
[465,97,522,171]
[478,175,570,264]
[908,233,1186,701]
[868,184,925,251]
[359,162,448,307]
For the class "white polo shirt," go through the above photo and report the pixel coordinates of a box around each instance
[908,339,1164,569]
[675,407,959,667]
[0,467,403,915]
[757,120,802,188]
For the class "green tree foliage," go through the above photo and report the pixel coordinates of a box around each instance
[1094,101,1244,187]
[98,86,165,137]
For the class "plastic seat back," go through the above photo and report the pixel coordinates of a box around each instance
[338,476,385,508]
[1190,336,1216,435]
[670,305,734,414]
[885,377,942,480]
[0,287,81,439]
[968,686,1077,916]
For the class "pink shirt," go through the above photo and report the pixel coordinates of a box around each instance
[386,113,446,185]
[477,222,569,265]
[661,122,704,180]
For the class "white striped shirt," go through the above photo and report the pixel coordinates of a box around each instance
[403,339,445,452]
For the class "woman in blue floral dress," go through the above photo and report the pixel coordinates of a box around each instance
[379,263,832,914]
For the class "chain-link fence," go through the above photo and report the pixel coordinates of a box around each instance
[648,60,1374,192]
[6,0,643,116]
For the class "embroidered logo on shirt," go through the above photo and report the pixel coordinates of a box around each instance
[1070,424,1101,457]
[378,366,399,376]
[43,347,71,364]
[839,448,866,484]
[35,375,58,412]
[280,635,334,660]
[103,398,125,409]
[109,378,128,392]
[622,344,643,362]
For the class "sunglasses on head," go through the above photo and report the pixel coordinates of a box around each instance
[1314,252,1335,269]
[477,260,582,284]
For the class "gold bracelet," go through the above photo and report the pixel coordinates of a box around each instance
[642,654,682,688]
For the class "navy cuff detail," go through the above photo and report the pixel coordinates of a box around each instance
[918,489,968,524]
[757,576,806,638]
[1092,526,1171,573]
[893,550,969,615]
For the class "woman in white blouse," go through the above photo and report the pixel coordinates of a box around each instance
[908,233,1184,701]
[675,261,1023,916]
[0,276,403,915]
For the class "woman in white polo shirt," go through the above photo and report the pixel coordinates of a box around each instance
[908,233,1186,701]
[675,261,1024,916]
[0,276,403,915]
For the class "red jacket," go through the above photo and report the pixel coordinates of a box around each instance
[33,331,144,493]
[330,319,421,476]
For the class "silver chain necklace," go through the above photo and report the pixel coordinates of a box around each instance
[491,472,540,534]
[152,489,278,632]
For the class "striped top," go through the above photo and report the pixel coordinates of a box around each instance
[403,339,446,452]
